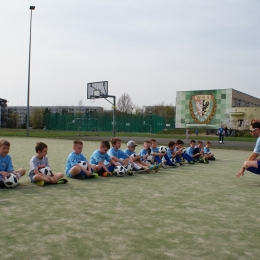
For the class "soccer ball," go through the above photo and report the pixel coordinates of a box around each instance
[4,173,18,188]
[159,146,167,154]
[182,148,187,153]
[77,161,88,169]
[219,141,223,144]
[39,166,53,176]
[125,163,134,176]
[114,165,126,177]
[147,155,154,164]
[131,153,137,158]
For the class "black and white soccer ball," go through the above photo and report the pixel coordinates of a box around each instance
[182,148,187,153]
[159,146,167,154]
[77,161,88,170]
[130,153,137,158]
[147,155,155,164]
[39,166,53,176]
[114,165,126,177]
[4,173,18,188]
[125,163,134,176]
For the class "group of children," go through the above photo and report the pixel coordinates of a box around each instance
[0,137,215,188]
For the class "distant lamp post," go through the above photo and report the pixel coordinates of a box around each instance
[26,6,35,137]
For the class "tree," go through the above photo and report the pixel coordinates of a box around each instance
[117,93,134,114]
[133,105,145,114]
[152,102,175,118]
[30,108,45,129]
[6,113,18,128]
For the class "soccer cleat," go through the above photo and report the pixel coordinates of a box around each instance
[188,161,195,165]
[57,179,68,184]
[91,173,99,178]
[138,168,150,173]
[153,165,160,172]
[35,180,45,187]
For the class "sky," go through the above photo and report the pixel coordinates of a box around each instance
[1,0,260,110]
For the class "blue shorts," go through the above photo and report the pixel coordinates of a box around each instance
[29,171,36,183]
[247,161,260,175]
[66,169,91,178]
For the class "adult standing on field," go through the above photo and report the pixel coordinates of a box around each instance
[218,125,225,144]
[236,122,260,177]
[186,128,190,139]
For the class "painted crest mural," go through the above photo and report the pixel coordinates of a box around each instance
[189,95,217,124]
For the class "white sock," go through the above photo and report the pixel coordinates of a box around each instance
[133,162,141,170]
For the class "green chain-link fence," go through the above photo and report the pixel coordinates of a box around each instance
[44,112,175,133]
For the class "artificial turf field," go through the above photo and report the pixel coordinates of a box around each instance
[1,137,260,260]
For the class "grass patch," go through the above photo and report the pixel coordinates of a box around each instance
[0,129,255,142]
[0,137,259,259]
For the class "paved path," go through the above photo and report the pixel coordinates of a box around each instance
[80,135,254,151]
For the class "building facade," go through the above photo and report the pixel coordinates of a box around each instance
[175,89,260,130]
[6,106,103,127]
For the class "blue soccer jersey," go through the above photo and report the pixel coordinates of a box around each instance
[0,154,14,172]
[204,147,211,154]
[186,147,195,157]
[167,148,174,158]
[90,149,111,165]
[139,148,148,157]
[253,137,260,154]
[124,149,135,156]
[151,147,159,154]
[108,147,128,159]
[66,152,87,174]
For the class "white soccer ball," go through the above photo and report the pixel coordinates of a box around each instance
[114,165,126,177]
[39,166,53,176]
[147,155,154,164]
[77,161,88,170]
[182,148,187,153]
[159,146,167,154]
[131,153,137,158]
[4,173,18,188]
[125,163,134,176]
[219,141,222,144]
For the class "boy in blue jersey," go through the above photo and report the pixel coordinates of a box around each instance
[203,141,215,160]
[66,140,98,179]
[237,122,260,177]
[0,139,26,188]
[185,140,198,161]
[193,141,209,163]
[109,138,149,173]
[167,141,178,167]
[174,139,195,164]
[89,140,118,176]
[124,140,159,172]
[150,139,177,168]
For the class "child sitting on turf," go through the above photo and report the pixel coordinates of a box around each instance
[186,140,200,161]
[174,139,195,164]
[30,142,67,186]
[193,141,209,163]
[109,138,149,173]
[89,140,118,176]
[150,139,176,167]
[167,141,178,166]
[203,141,215,160]
[0,139,26,188]
[124,140,159,172]
[65,140,97,180]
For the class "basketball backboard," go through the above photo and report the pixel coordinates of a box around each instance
[87,81,108,99]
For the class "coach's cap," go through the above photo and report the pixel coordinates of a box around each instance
[127,140,138,147]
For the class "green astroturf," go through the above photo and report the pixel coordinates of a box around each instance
[0,137,259,260]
